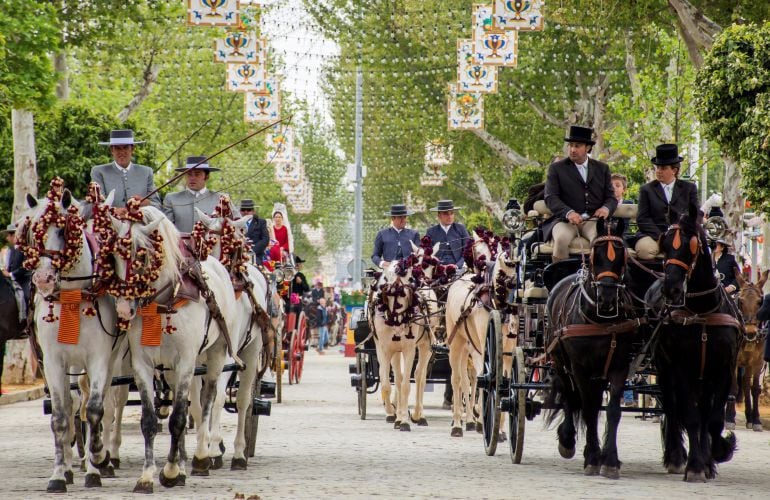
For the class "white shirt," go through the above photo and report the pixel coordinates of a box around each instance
[187,187,208,198]
[390,225,403,233]
[113,161,133,174]
[575,160,588,182]
[441,224,452,233]
[661,181,675,202]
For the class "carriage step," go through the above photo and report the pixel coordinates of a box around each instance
[349,363,357,374]
[260,381,276,398]
[224,398,271,416]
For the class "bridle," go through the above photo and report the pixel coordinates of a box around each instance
[583,234,628,319]
[662,224,701,281]
[736,284,765,342]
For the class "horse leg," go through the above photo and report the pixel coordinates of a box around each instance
[751,367,763,431]
[448,343,466,437]
[192,349,226,476]
[160,371,192,488]
[705,364,736,480]
[600,370,626,479]
[231,340,260,470]
[83,368,111,488]
[207,372,228,470]
[470,351,483,433]
[378,343,396,422]
[576,375,602,476]
[131,362,158,494]
[46,362,72,493]
[98,384,116,479]
[724,364,738,430]
[460,352,473,432]
[657,362,686,474]
[680,380,707,482]
[398,347,416,431]
[109,384,129,469]
[410,335,430,426]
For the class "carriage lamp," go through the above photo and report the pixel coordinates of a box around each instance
[502,207,526,233]
[704,215,728,241]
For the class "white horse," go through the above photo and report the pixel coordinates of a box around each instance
[193,209,269,470]
[106,205,239,493]
[371,257,420,430]
[17,184,122,493]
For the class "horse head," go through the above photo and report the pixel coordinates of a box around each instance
[106,207,182,323]
[588,217,628,318]
[411,238,441,282]
[376,257,416,326]
[736,270,769,337]
[17,179,87,298]
[658,203,708,306]
[194,207,252,264]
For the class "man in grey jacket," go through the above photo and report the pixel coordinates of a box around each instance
[163,156,239,233]
[90,129,161,216]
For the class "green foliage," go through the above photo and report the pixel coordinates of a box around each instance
[509,167,546,202]
[697,22,770,214]
[464,210,496,234]
[0,0,59,110]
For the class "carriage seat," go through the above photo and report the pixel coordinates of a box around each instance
[529,201,591,257]
[522,280,548,299]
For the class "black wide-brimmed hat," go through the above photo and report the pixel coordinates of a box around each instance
[384,204,415,217]
[564,125,595,145]
[430,199,463,212]
[651,144,684,166]
[98,129,145,146]
[239,199,258,211]
[175,156,221,172]
[294,255,306,264]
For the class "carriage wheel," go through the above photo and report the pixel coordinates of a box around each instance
[273,330,283,403]
[508,346,527,464]
[244,378,261,458]
[292,313,308,384]
[482,310,503,456]
[357,352,367,420]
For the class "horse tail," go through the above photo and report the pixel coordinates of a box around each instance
[544,358,582,429]
[712,431,737,463]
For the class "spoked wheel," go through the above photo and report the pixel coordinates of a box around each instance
[356,352,367,420]
[482,310,503,456]
[273,330,283,402]
[289,313,307,385]
[509,346,527,464]
[244,378,261,458]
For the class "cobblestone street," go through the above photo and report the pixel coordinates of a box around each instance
[2,350,770,499]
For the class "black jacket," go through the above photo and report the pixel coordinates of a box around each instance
[715,253,740,290]
[636,179,699,240]
[7,246,31,294]
[245,217,269,260]
[543,157,617,240]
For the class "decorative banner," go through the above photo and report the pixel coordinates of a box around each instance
[425,140,454,167]
[275,150,304,184]
[447,84,484,130]
[472,5,519,67]
[493,0,545,31]
[187,0,240,27]
[457,39,498,93]
[215,32,265,64]
[266,124,294,163]
[420,166,447,187]
[226,61,267,92]
[244,80,280,122]
[300,224,325,246]
[405,192,426,213]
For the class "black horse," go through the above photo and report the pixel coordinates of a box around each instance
[646,203,739,482]
[546,218,643,479]
[0,275,25,395]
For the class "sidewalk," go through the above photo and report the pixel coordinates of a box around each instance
[0,380,46,406]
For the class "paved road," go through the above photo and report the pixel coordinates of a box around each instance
[2,349,770,499]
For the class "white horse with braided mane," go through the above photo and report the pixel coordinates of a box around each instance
[445,230,516,437]
[193,208,269,471]
[16,184,122,493]
[105,205,239,493]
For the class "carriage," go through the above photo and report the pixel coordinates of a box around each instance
[268,263,310,391]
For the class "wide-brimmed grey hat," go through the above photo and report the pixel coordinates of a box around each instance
[174,156,221,172]
[384,204,415,217]
[429,200,463,212]
[98,129,145,146]
[1,223,16,238]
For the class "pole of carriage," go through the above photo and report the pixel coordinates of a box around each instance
[352,63,364,290]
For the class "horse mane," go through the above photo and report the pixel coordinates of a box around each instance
[140,206,183,285]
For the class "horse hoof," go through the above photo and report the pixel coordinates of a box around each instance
[450,427,463,437]
[399,423,411,432]
[584,465,600,476]
[231,458,248,471]
[191,456,210,476]
[177,474,186,486]
[746,422,753,430]
[64,470,74,485]
[393,421,401,429]
[667,463,686,474]
[90,450,111,470]
[133,480,154,494]
[84,473,102,488]
[558,444,575,459]
[753,424,764,432]
[466,422,475,432]
[99,464,115,478]
[600,465,620,480]
[476,422,483,433]
[725,422,736,431]
[110,458,120,469]
[211,455,224,470]
[685,470,708,483]
[497,432,507,443]
[415,418,428,426]
[159,469,181,488]
[385,415,396,423]
[47,479,67,493]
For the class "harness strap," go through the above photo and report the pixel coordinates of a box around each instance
[666,310,741,381]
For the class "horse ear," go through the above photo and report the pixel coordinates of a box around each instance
[614,218,626,238]
[473,231,482,242]
[138,217,163,236]
[596,217,605,236]
[104,190,115,208]
[26,193,38,208]
[432,242,440,255]
[735,272,747,289]
[195,208,215,228]
[759,269,769,290]
[233,214,251,230]
[410,241,419,254]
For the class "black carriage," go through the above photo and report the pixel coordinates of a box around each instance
[478,200,667,462]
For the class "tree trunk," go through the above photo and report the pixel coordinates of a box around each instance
[472,172,505,222]
[667,0,720,71]
[722,156,743,245]
[117,58,161,123]
[471,128,540,168]
[8,109,38,385]
[54,52,69,100]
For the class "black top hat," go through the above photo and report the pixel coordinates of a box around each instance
[651,144,684,166]
[98,129,145,146]
[384,204,415,217]
[294,255,306,264]
[564,125,595,145]
[430,199,463,212]
[174,156,221,172]
[239,199,258,211]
